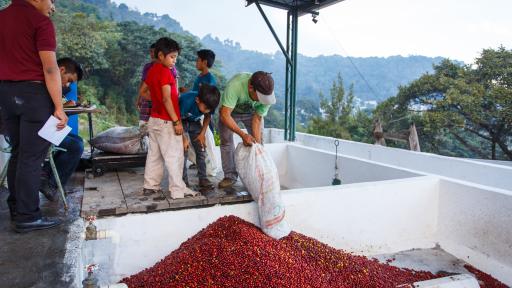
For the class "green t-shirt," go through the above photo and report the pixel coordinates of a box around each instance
[221,72,271,116]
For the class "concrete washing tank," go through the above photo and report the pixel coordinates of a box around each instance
[73,139,512,287]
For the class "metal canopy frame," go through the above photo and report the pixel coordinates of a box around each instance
[247,0,345,141]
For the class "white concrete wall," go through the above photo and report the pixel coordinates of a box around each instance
[88,176,440,284]
[267,129,512,191]
[213,143,420,189]
[80,134,512,286]
[284,144,422,189]
[469,158,512,167]
[436,179,512,285]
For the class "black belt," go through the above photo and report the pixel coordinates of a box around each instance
[183,118,201,123]
[0,80,43,83]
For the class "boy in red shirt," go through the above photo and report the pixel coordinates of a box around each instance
[139,37,197,199]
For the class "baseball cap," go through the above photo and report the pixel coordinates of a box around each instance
[250,71,276,105]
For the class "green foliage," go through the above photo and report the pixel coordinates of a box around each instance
[55,13,119,70]
[50,0,213,131]
[56,0,99,16]
[307,74,373,142]
[374,47,512,160]
[82,0,185,34]
[214,131,220,146]
[0,0,9,10]
[264,107,285,130]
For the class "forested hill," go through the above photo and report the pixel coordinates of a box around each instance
[76,0,447,102]
[82,0,186,35]
[0,0,449,102]
[202,35,446,102]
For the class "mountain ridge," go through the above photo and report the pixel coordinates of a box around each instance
[80,0,447,102]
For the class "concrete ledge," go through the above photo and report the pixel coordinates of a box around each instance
[407,274,479,288]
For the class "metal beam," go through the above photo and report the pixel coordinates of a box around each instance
[246,0,293,11]
[296,0,346,16]
[253,1,293,66]
[249,0,346,16]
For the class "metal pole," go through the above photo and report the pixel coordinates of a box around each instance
[290,8,299,141]
[284,11,291,141]
[88,112,94,155]
[48,146,68,210]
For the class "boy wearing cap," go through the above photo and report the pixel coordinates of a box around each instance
[218,71,276,189]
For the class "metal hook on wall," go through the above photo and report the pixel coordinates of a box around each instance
[332,140,341,185]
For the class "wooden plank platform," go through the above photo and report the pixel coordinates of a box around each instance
[118,169,171,213]
[81,171,128,217]
[81,167,253,218]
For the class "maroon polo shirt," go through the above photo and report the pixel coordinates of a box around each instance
[0,0,57,81]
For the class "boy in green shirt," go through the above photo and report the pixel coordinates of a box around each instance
[218,71,275,189]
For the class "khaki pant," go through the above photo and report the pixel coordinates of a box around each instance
[143,117,196,198]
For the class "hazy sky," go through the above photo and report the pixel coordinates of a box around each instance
[117,0,512,63]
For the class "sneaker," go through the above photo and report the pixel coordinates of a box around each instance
[218,178,236,189]
[143,188,160,196]
[199,178,213,188]
[39,178,57,202]
[170,188,199,199]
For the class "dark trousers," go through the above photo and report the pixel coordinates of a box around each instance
[183,120,207,183]
[43,134,84,188]
[0,82,53,223]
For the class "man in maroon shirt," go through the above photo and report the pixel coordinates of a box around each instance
[0,0,68,233]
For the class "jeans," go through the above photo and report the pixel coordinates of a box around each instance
[43,134,84,188]
[182,120,207,183]
[218,113,263,181]
[0,81,53,223]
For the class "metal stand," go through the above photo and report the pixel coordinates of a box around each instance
[0,146,9,187]
[332,140,341,185]
[49,145,68,210]
[0,145,68,209]
[90,152,147,177]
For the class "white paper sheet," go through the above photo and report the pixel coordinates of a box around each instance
[37,116,71,146]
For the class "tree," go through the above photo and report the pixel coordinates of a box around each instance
[54,12,119,70]
[378,47,512,160]
[0,0,9,9]
[307,74,372,142]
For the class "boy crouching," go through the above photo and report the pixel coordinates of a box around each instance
[180,84,220,189]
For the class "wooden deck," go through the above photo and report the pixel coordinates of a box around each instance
[81,167,252,218]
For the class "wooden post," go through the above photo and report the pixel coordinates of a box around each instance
[373,120,421,152]
[373,119,386,146]
[408,123,421,152]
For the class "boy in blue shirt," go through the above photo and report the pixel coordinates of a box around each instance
[180,84,220,189]
[192,49,217,91]
[191,49,217,134]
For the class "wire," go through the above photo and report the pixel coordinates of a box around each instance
[320,15,380,101]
